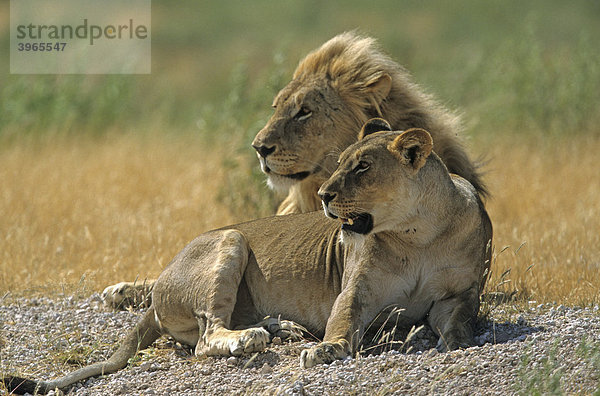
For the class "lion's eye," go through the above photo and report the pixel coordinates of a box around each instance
[354,161,370,174]
[294,107,312,121]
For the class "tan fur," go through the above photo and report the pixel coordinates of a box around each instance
[252,32,487,216]
[103,32,488,309]
[4,123,492,393]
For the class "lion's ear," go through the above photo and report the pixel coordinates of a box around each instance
[388,128,433,171]
[358,118,392,140]
[366,73,392,103]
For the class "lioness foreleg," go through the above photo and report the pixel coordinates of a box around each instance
[428,284,479,352]
[300,284,368,368]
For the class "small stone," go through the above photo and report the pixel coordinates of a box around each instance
[226,356,238,366]
[200,367,213,375]
[261,363,273,374]
[140,362,152,371]
[272,336,282,345]
[292,381,304,393]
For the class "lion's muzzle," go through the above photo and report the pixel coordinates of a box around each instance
[252,144,276,159]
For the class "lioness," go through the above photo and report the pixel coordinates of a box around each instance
[103,31,487,309]
[253,32,487,216]
[4,120,492,394]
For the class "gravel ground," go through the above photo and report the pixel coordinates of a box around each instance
[1,294,599,395]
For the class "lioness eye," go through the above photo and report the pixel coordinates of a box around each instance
[354,161,370,174]
[294,107,312,121]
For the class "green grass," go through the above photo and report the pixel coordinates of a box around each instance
[517,340,564,395]
[2,0,599,139]
[5,5,598,215]
[516,337,600,395]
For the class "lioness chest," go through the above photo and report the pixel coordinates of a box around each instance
[340,236,478,330]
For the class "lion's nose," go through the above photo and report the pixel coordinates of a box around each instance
[252,144,276,158]
[319,192,336,206]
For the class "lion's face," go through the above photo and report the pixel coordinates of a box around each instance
[252,77,358,193]
[318,119,433,237]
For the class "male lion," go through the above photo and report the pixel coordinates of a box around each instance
[103,31,487,309]
[4,120,492,394]
[253,32,487,215]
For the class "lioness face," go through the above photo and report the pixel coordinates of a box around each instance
[252,77,359,192]
[318,120,433,237]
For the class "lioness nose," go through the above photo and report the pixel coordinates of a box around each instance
[319,192,336,206]
[252,144,275,158]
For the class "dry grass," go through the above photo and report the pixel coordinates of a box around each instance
[0,133,237,296]
[482,133,600,306]
[1,133,599,305]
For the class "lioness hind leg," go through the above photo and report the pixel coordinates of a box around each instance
[174,230,269,357]
[428,285,479,352]
[102,280,155,310]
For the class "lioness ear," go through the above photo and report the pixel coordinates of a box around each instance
[388,128,433,171]
[358,118,392,140]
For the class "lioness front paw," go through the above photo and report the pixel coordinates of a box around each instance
[299,340,350,368]
[198,327,270,357]
[260,317,307,342]
[436,336,472,353]
[102,281,153,310]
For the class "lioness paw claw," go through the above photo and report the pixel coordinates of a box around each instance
[200,327,270,357]
[260,318,306,342]
[299,341,349,368]
[102,282,152,310]
[238,328,270,354]
[102,282,132,309]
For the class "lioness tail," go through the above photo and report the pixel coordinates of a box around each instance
[2,307,161,395]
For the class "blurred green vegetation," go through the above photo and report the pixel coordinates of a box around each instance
[2,0,599,138]
[1,0,599,216]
